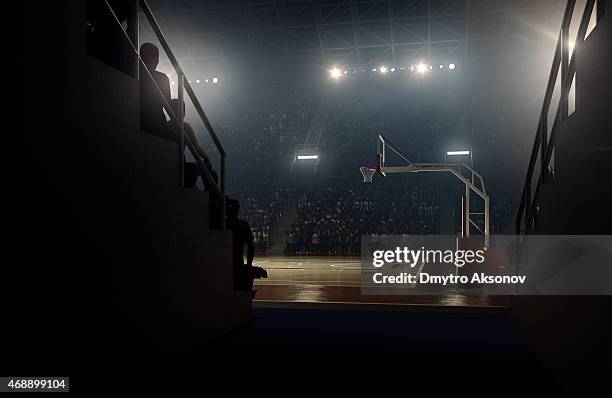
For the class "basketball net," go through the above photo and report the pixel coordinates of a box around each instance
[360,166,377,183]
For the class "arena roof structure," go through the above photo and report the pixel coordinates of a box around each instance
[146,0,568,75]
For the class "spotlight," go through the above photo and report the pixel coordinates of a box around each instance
[372,68,377,72]
[417,63,428,74]
[212,77,219,84]
[440,64,444,69]
[410,65,415,72]
[330,67,342,79]
[196,79,200,84]
[205,78,209,83]
[171,81,176,85]
[449,63,456,70]
[390,67,396,72]
[446,150,470,156]
[379,66,388,74]
[343,70,348,75]
[297,155,318,160]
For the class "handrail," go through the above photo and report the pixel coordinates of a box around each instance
[139,2,226,157]
[101,0,226,203]
[515,0,599,234]
[139,0,226,195]
[515,0,575,234]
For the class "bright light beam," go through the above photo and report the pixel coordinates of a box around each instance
[446,150,470,156]
[297,155,319,160]
[417,63,428,74]
[330,68,342,79]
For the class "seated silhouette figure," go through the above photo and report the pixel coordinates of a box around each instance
[226,199,267,293]
[139,43,172,138]
[169,99,218,189]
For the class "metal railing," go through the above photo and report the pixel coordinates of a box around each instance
[515,0,604,234]
[101,0,226,222]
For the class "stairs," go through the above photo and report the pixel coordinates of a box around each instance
[37,0,254,352]
[268,197,299,254]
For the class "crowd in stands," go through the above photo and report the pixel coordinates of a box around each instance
[202,85,318,184]
[232,183,291,252]
[285,180,440,255]
[193,78,519,255]
[491,196,518,234]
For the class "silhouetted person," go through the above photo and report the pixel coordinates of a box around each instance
[226,199,267,292]
[140,43,172,137]
[169,99,218,189]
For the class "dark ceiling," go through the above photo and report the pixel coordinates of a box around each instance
[143,0,568,75]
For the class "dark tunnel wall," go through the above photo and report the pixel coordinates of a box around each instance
[511,8,612,397]
[8,0,251,372]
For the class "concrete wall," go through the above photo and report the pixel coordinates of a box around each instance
[512,10,612,396]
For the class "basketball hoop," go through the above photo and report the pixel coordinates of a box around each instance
[360,166,377,183]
